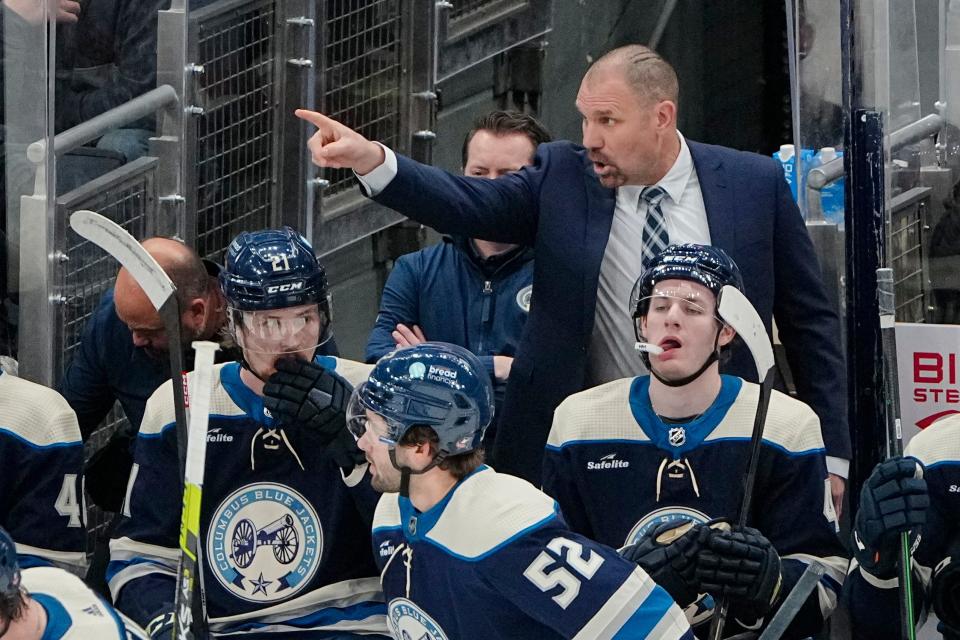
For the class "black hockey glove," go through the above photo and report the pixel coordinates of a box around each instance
[325,426,367,473]
[933,538,960,633]
[620,520,710,607]
[852,456,928,579]
[697,524,782,618]
[263,358,351,445]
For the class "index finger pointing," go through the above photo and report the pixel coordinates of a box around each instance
[295,109,337,129]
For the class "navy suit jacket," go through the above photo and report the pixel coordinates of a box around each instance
[373,140,849,483]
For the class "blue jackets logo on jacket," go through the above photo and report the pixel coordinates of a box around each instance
[388,597,449,640]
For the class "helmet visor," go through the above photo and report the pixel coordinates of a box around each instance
[633,286,720,341]
[347,384,399,446]
[231,302,331,356]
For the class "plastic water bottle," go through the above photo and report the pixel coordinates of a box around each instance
[816,147,845,226]
[774,144,799,202]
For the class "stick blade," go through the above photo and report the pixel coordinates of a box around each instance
[717,285,775,379]
[69,210,175,311]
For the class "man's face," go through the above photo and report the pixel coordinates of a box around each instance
[576,69,670,188]
[640,279,734,381]
[115,273,208,359]
[236,303,322,379]
[0,594,43,640]
[356,411,403,493]
[463,130,536,179]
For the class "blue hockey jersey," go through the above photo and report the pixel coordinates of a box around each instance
[0,371,86,572]
[108,357,388,637]
[371,465,694,640]
[845,414,960,639]
[542,375,847,638]
[21,565,148,639]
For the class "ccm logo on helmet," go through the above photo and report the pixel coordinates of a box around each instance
[266,282,304,294]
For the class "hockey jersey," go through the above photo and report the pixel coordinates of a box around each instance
[371,465,694,640]
[543,375,847,639]
[21,565,148,639]
[845,414,960,639]
[108,356,388,637]
[0,371,86,572]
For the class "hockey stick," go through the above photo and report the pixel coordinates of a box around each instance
[68,210,204,638]
[708,285,777,640]
[876,267,917,640]
[174,341,219,640]
[756,561,825,640]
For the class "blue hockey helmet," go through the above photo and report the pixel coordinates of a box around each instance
[221,227,332,354]
[348,342,494,458]
[0,527,21,602]
[220,227,329,311]
[629,243,744,319]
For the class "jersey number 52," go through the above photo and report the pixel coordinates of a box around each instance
[523,537,604,609]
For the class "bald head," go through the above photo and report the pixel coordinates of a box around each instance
[114,238,214,355]
[587,45,679,108]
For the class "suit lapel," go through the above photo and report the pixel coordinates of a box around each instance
[582,165,616,326]
[689,141,736,252]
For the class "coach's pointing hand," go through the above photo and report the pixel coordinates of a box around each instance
[295,109,385,175]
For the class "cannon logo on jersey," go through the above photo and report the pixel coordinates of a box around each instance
[207,482,323,603]
[388,598,449,640]
[516,285,533,313]
[623,506,710,546]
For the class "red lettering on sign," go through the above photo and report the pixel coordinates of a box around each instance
[915,352,943,383]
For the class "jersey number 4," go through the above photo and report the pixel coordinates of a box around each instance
[55,474,84,528]
[523,537,604,609]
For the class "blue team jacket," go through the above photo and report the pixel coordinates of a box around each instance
[364,236,534,376]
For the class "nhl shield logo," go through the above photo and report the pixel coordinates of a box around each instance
[668,427,686,447]
[516,285,533,313]
[388,598,449,640]
[207,483,322,603]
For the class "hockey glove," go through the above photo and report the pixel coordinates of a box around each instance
[697,524,782,618]
[933,538,960,633]
[620,519,710,607]
[263,358,351,445]
[325,425,368,473]
[852,456,928,579]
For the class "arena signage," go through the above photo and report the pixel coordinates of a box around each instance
[895,322,960,442]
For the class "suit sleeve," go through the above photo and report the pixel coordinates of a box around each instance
[107,386,181,628]
[769,161,850,461]
[372,151,541,247]
[365,255,420,363]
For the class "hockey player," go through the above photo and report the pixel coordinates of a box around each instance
[107,228,388,639]
[351,341,694,640]
[542,243,847,638]
[844,414,959,639]
[0,370,85,573]
[0,525,148,638]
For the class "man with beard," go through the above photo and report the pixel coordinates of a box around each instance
[58,237,231,512]
[108,228,386,639]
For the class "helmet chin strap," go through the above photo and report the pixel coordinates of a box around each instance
[647,325,723,388]
[389,448,447,498]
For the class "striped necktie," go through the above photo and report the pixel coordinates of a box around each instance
[640,185,670,271]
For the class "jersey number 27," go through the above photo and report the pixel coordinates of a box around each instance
[523,537,604,609]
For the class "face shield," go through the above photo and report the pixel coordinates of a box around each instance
[630,281,721,344]
[347,383,400,447]
[229,301,332,357]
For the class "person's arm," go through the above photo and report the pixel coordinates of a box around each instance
[477,517,692,639]
[58,301,116,440]
[748,414,848,639]
[364,255,420,363]
[297,110,541,246]
[55,0,168,128]
[769,161,851,466]
[107,383,181,630]
[5,403,86,572]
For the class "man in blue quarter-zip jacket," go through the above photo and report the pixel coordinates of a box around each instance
[365,110,549,452]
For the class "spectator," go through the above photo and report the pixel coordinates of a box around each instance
[365,110,550,452]
[296,44,850,509]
